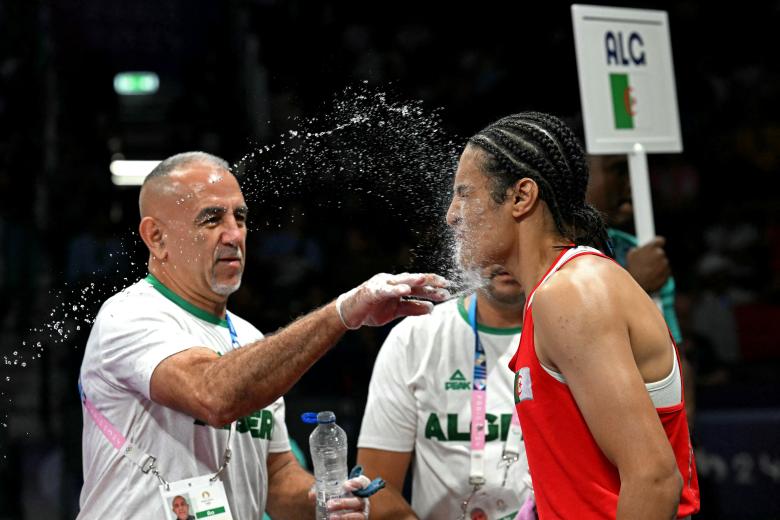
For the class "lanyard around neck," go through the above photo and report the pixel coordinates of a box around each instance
[467,296,488,486]
[80,380,237,490]
[225,313,241,349]
[80,311,241,489]
[467,295,524,488]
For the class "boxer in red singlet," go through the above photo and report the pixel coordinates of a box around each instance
[446,112,699,519]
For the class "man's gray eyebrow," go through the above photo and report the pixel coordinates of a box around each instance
[194,206,227,222]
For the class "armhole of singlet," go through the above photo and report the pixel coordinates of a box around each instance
[540,362,567,383]
[646,345,682,408]
[538,342,683,408]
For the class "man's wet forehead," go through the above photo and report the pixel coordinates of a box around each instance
[171,169,243,204]
[172,166,234,191]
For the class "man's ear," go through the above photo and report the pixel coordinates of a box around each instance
[139,216,167,261]
[510,178,539,219]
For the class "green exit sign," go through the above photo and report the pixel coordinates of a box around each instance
[113,71,159,95]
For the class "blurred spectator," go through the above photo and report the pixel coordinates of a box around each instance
[676,291,729,387]
[587,154,683,341]
[691,254,741,365]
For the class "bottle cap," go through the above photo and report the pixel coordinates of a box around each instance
[300,412,318,424]
[317,411,336,424]
[301,411,337,424]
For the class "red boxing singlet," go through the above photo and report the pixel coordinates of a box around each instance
[508,246,700,519]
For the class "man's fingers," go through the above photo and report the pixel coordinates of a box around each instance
[343,475,372,492]
[327,496,366,511]
[375,274,451,301]
[327,514,365,520]
[641,236,665,248]
[396,300,434,317]
[342,273,451,329]
[374,284,411,298]
[407,285,451,301]
[411,273,449,288]
[382,273,451,301]
[637,236,665,251]
[387,273,449,288]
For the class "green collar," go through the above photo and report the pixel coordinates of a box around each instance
[607,227,638,246]
[457,295,522,335]
[145,274,228,328]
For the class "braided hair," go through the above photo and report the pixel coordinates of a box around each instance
[468,111,610,253]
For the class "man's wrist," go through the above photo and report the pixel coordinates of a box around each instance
[336,290,361,330]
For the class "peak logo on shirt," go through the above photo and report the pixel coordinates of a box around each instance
[514,367,534,403]
[444,369,470,390]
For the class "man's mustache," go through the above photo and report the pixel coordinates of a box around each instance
[214,247,243,261]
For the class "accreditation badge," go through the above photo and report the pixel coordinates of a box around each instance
[159,474,234,520]
[464,486,519,520]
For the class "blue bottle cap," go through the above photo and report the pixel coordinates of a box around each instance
[301,412,319,424]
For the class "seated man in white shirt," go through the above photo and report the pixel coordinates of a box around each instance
[357,266,533,519]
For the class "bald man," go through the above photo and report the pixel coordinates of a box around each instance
[77,152,449,519]
[171,496,195,520]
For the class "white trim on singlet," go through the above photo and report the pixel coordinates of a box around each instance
[540,345,682,408]
[529,245,683,408]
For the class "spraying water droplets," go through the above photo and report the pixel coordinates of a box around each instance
[0,84,486,446]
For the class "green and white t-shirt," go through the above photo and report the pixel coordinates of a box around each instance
[78,275,290,519]
[358,297,531,519]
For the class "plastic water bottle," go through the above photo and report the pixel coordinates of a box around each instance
[309,411,348,520]
[309,412,348,519]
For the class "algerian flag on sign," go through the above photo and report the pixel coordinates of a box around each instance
[610,73,635,129]
[609,72,655,131]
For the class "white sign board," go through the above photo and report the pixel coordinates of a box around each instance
[572,4,682,154]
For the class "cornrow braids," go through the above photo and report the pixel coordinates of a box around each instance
[467,112,610,252]
[474,129,568,238]
[501,117,580,215]
[518,112,591,205]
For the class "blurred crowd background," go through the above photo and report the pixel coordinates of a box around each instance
[0,1,778,518]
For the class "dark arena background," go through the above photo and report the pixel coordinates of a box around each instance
[0,1,778,518]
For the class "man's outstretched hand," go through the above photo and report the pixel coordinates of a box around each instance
[336,273,451,329]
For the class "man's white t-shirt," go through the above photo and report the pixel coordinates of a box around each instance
[358,296,532,519]
[78,275,291,519]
